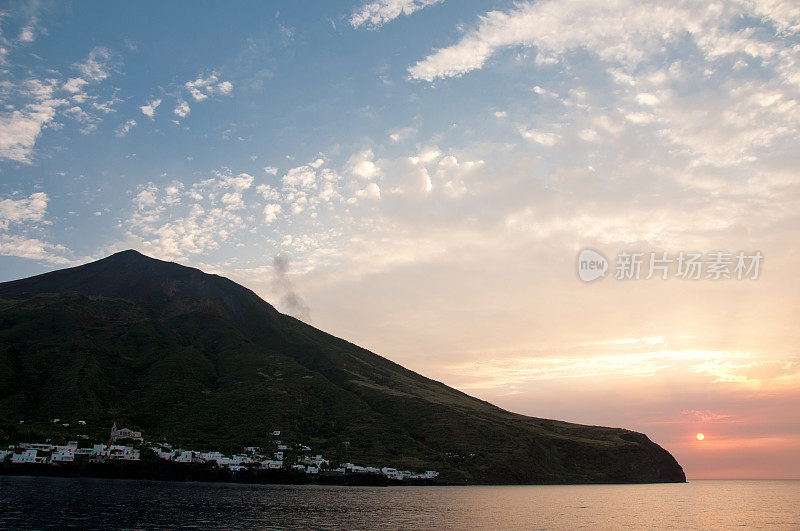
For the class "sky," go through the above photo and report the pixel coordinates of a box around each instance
[1,0,799,479]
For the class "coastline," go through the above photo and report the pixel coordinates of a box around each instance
[0,461,436,487]
[1,461,689,486]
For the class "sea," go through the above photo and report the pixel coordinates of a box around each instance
[1,477,797,529]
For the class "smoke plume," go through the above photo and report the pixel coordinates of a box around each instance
[272,254,310,320]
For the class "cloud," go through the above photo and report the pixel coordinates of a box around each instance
[222,172,254,191]
[0,192,48,230]
[407,0,800,81]
[520,128,561,146]
[92,98,118,114]
[0,36,122,162]
[256,184,279,200]
[140,98,161,118]
[173,100,190,118]
[217,80,233,94]
[0,191,70,264]
[73,46,114,82]
[184,72,234,102]
[220,191,245,210]
[263,203,281,223]
[388,126,416,142]
[351,0,443,29]
[115,119,137,137]
[63,105,92,122]
[348,149,380,179]
[354,182,381,201]
[0,79,66,163]
[18,25,35,43]
[62,78,88,93]
[0,234,71,264]
[125,170,261,259]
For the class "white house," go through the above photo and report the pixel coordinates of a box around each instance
[108,445,140,461]
[50,446,76,463]
[261,460,283,470]
[199,451,224,462]
[381,467,401,479]
[299,454,328,467]
[173,450,194,463]
[11,449,41,464]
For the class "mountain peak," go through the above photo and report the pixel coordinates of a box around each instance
[108,249,146,260]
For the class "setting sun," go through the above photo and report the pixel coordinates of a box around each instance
[696,433,705,441]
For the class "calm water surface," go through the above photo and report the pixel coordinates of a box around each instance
[1,477,798,529]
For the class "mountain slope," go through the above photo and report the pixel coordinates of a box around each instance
[0,250,685,484]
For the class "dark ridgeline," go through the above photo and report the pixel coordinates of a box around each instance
[0,250,685,484]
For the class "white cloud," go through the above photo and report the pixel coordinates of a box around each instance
[408,0,800,81]
[223,172,254,191]
[0,234,71,264]
[521,128,561,146]
[0,79,66,163]
[348,149,381,179]
[355,182,381,201]
[127,178,252,260]
[264,203,281,223]
[282,159,339,191]
[92,98,118,114]
[64,106,92,122]
[256,184,279,200]
[184,72,233,102]
[388,126,416,143]
[18,25,35,43]
[115,119,137,137]
[74,46,114,82]
[0,192,48,230]
[636,92,660,106]
[0,45,120,162]
[410,146,441,165]
[174,100,190,118]
[217,80,233,94]
[351,0,443,29]
[0,188,71,264]
[135,184,159,210]
[140,98,161,118]
[189,88,208,102]
[264,166,278,175]
[221,191,245,210]
[63,78,88,93]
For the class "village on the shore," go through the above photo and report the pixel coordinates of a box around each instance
[1,420,440,482]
